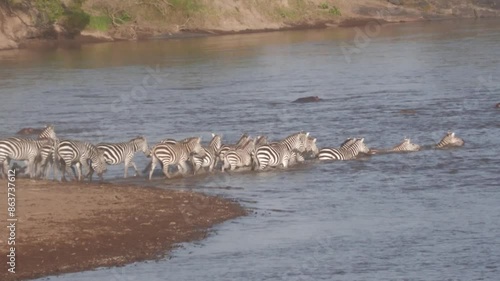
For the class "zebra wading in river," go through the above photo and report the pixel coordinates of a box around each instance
[35,125,60,179]
[252,132,310,170]
[56,140,107,182]
[318,138,370,161]
[435,132,464,148]
[191,134,222,174]
[221,138,255,172]
[149,137,204,179]
[217,133,250,166]
[97,136,149,178]
[0,137,52,178]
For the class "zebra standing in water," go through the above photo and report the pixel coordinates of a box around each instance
[191,134,222,174]
[221,138,255,172]
[34,125,60,179]
[0,137,52,178]
[217,133,250,167]
[318,138,370,161]
[435,132,464,148]
[252,132,310,170]
[56,140,107,182]
[149,137,204,179]
[97,136,149,178]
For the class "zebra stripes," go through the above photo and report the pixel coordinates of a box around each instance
[97,136,149,178]
[149,137,204,179]
[221,138,255,172]
[57,140,107,182]
[217,133,250,166]
[252,132,309,170]
[390,138,421,152]
[0,137,52,178]
[191,134,222,174]
[318,138,370,161]
[435,132,464,148]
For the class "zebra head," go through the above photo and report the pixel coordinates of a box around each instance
[90,148,108,179]
[354,138,370,154]
[400,138,421,151]
[283,131,309,153]
[305,136,319,156]
[185,137,204,156]
[209,133,222,151]
[38,124,57,141]
[132,136,149,155]
[436,132,464,148]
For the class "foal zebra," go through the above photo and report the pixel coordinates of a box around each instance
[149,137,204,179]
[435,132,464,148]
[56,140,107,182]
[0,137,52,178]
[318,138,370,161]
[97,136,149,178]
[221,138,255,172]
[252,132,309,170]
[191,134,222,174]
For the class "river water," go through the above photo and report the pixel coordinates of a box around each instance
[1,19,500,281]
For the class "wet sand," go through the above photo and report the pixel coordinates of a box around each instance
[0,179,245,281]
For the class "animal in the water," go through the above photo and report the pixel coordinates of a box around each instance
[435,132,464,148]
[292,96,322,103]
[389,138,421,152]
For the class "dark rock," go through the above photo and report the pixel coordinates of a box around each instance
[292,96,322,103]
[495,103,500,108]
[16,127,43,135]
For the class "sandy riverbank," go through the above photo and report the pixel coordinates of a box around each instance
[0,179,245,281]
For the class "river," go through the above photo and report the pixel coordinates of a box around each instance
[1,18,499,281]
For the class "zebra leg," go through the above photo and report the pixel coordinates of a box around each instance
[129,161,140,177]
[178,161,189,176]
[74,162,82,181]
[148,156,158,180]
[162,162,171,179]
[28,158,36,178]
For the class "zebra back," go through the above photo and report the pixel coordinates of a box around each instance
[38,125,57,141]
[280,131,309,153]
[391,138,421,152]
[436,132,464,148]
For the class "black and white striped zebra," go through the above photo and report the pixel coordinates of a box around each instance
[191,134,222,174]
[288,151,306,166]
[97,136,149,178]
[35,125,60,179]
[221,138,255,172]
[252,132,310,170]
[216,133,250,168]
[56,140,107,182]
[0,137,52,178]
[435,132,464,148]
[318,138,370,161]
[149,137,204,179]
[390,138,421,152]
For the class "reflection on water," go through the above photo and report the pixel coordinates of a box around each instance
[1,18,500,281]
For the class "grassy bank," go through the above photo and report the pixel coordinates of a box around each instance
[1,0,500,49]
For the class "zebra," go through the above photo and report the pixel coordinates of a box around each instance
[389,138,421,152]
[221,138,255,172]
[255,135,268,147]
[0,137,52,178]
[191,134,222,174]
[97,136,150,178]
[148,137,204,179]
[317,138,370,161]
[56,140,107,182]
[35,125,60,179]
[216,133,250,167]
[252,132,310,170]
[288,151,306,166]
[435,132,464,148]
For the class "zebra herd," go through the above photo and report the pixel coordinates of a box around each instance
[0,125,465,182]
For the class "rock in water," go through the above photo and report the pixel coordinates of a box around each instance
[16,127,43,135]
[292,96,321,103]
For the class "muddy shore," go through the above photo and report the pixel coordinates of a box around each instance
[0,179,245,281]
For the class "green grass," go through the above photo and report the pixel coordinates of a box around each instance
[87,15,112,31]
[35,0,64,23]
[328,6,341,16]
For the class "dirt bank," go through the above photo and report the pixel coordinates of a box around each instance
[1,0,500,50]
[0,179,245,281]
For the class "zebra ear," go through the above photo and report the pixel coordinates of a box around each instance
[360,138,365,143]
[212,133,215,138]
[313,138,317,143]
[305,132,310,137]
[451,132,455,137]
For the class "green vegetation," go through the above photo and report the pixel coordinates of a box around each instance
[87,15,111,31]
[35,0,64,23]
[328,6,341,16]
